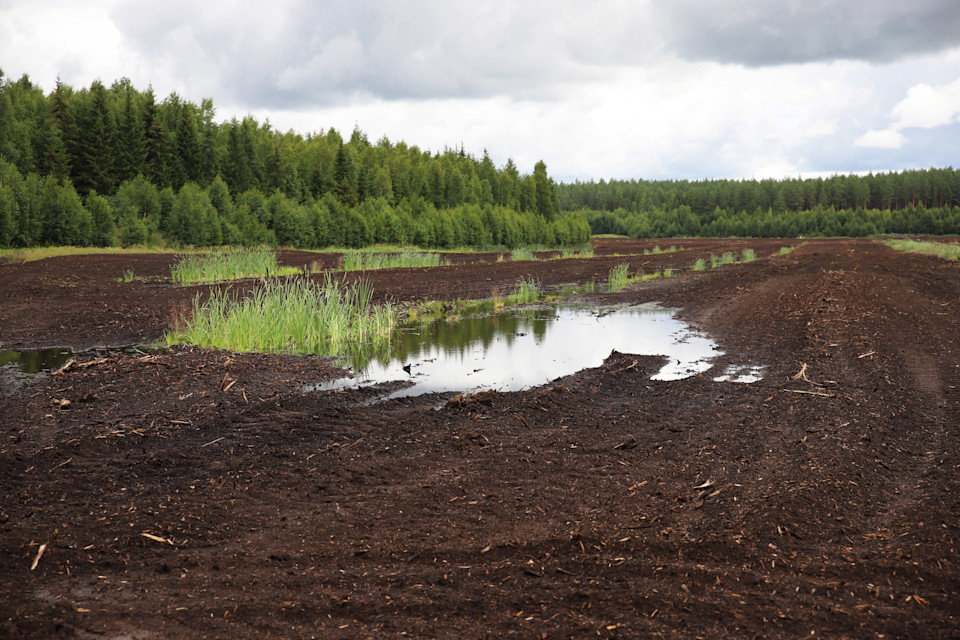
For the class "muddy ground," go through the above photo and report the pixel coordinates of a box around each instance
[1,238,958,639]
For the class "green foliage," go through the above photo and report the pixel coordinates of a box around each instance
[741,248,756,262]
[510,247,537,261]
[340,249,443,271]
[692,258,707,271]
[884,238,960,261]
[512,277,542,304]
[166,275,398,358]
[170,247,296,283]
[0,74,581,251]
[607,263,632,292]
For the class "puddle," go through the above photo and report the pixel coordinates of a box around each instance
[713,364,766,383]
[0,346,149,383]
[0,348,74,380]
[310,303,731,400]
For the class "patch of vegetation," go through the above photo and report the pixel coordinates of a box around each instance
[510,247,538,261]
[692,258,707,271]
[719,252,736,266]
[884,238,960,261]
[513,277,542,304]
[741,248,756,262]
[643,245,682,256]
[340,249,444,271]
[778,245,797,255]
[0,245,191,264]
[170,248,299,284]
[560,248,595,259]
[166,276,397,358]
[607,263,633,292]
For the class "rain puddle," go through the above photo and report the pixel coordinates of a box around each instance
[310,303,749,401]
[0,346,148,385]
[0,348,74,380]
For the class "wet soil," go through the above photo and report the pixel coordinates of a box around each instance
[1,238,959,639]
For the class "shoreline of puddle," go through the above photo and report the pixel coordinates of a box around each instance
[2,303,765,396]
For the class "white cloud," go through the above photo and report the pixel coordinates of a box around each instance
[891,77,960,129]
[854,129,905,149]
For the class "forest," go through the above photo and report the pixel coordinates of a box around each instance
[560,169,960,238]
[2,69,958,249]
[0,71,588,249]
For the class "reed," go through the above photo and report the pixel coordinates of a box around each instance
[607,263,632,292]
[166,275,398,358]
[170,247,298,284]
[340,249,443,270]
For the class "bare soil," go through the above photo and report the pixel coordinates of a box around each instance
[1,238,958,639]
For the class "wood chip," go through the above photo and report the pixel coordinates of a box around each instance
[30,543,47,570]
[140,532,174,545]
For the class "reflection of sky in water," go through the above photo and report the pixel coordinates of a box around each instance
[315,304,726,399]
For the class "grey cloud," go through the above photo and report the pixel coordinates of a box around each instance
[656,0,960,66]
[110,0,654,108]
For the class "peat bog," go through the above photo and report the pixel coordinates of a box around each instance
[1,237,959,639]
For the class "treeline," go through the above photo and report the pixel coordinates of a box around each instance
[561,170,960,237]
[0,71,585,248]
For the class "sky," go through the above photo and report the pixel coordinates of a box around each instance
[1,0,959,182]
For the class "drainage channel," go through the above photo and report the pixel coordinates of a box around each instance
[309,303,761,401]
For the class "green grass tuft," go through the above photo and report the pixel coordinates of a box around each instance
[166,275,397,358]
[170,248,298,284]
[340,249,443,271]
[741,248,756,262]
[607,263,632,292]
[884,238,960,261]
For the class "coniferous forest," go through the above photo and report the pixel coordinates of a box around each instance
[1,70,958,249]
[0,72,588,249]
[560,170,960,238]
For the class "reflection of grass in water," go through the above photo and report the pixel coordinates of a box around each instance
[340,249,444,270]
[171,247,299,284]
[166,276,397,359]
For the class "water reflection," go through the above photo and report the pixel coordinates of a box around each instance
[312,304,725,400]
[0,348,73,379]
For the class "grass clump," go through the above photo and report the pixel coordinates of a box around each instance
[171,247,298,284]
[1,245,194,264]
[510,247,538,261]
[513,277,542,304]
[741,248,757,262]
[778,246,796,255]
[884,238,960,261]
[340,249,443,271]
[692,258,707,271]
[719,252,736,266]
[607,263,633,292]
[560,248,594,259]
[166,275,397,357]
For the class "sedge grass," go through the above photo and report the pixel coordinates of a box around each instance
[340,249,443,271]
[510,247,537,261]
[692,258,707,271]
[741,248,757,262]
[171,247,298,284]
[513,277,542,304]
[607,263,632,292]
[1,245,194,264]
[166,275,397,358]
[884,238,960,262]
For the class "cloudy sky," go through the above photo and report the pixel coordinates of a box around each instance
[2,0,959,181]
